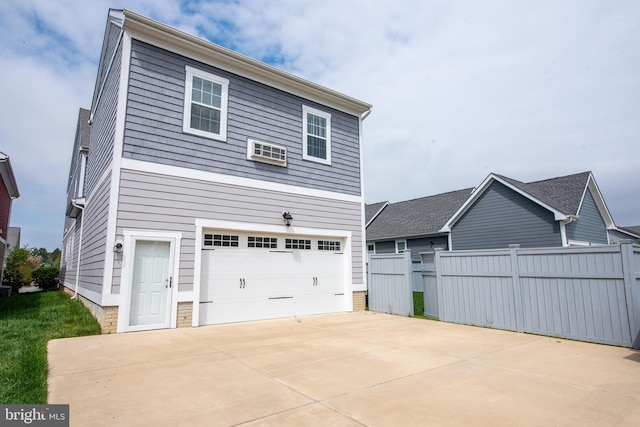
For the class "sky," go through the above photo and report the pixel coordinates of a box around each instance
[0,0,638,250]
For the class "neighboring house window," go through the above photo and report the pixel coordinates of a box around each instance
[302,105,331,165]
[367,244,375,253]
[396,241,406,253]
[183,66,229,141]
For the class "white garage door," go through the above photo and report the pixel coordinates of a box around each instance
[199,231,345,325]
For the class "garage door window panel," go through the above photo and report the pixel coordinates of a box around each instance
[203,233,239,247]
[285,239,311,250]
[248,236,278,248]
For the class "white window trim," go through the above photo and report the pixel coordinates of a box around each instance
[183,65,229,141]
[396,240,407,253]
[302,105,331,165]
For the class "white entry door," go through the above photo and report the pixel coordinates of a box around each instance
[129,240,172,328]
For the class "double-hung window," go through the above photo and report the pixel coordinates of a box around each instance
[302,105,331,165]
[183,66,229,141]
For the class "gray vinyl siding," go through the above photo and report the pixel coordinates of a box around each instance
[566,189,608,244]
[375,241,396,254]
[451,181,562,250]
[122,40,361,196]
[407,236,448,260]
[76,173,111,299]
[85,39,120,197]
[608,229,638,244]
[113,168,364,294]
[91,22,122,111]
[61,219,80,288]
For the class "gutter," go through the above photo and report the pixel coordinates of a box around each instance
[0,151,20,198]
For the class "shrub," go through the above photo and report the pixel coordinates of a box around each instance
[2,269,24,294]
[31,267,59,291]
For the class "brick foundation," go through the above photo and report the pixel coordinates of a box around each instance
[177,302,193,328]
[352,291,366,311]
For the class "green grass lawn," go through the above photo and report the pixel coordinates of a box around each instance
[413,291,424,317]
[0,290,101,404]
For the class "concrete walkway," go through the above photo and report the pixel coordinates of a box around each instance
[48,312,640,426]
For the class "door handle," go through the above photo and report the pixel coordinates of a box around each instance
[240,278,246,289]
[166,277,172,288]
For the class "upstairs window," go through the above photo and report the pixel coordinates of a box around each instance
[183,66,229,141]
[302,106,331,165]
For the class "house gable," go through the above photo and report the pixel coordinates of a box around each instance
[450,181,562,250]
[566,188,608,245]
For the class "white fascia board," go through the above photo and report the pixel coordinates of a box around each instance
[121,9,372,117]
[120,158,362,204]
[440,173,569,232]
[0,155,20,198]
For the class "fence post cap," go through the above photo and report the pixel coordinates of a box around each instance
[433,248,444,252]
[508,244,521,248]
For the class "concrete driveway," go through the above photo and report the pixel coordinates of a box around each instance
[48,312,640,426]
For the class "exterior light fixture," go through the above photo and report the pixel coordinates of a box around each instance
[282,211,293,227]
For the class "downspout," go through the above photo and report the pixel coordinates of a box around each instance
[560,215,578,247]
[71,199,86,299]
[359,107,372,298]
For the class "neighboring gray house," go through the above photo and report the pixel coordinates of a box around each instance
[442,172,617,250]
[61,9,371,333]
[367,171,626,254]
[365,189,473,258]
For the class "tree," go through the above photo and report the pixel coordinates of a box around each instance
[30,247,48,261]
[3,247,31,293]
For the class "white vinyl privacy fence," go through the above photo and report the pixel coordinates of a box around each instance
[368,241,640,348]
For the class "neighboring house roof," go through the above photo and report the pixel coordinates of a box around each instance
[0,151,19,198]
[618,226,640,238]
[441,171,615,232]
[495,171,590,215]
[366,188,474,241]
[106,9,372,118]
[365,201,388,226]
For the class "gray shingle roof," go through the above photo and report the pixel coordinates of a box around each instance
[619,226,640,237]
[365,201,388,224]
[517,171,591,215]
[366,188,473,240]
